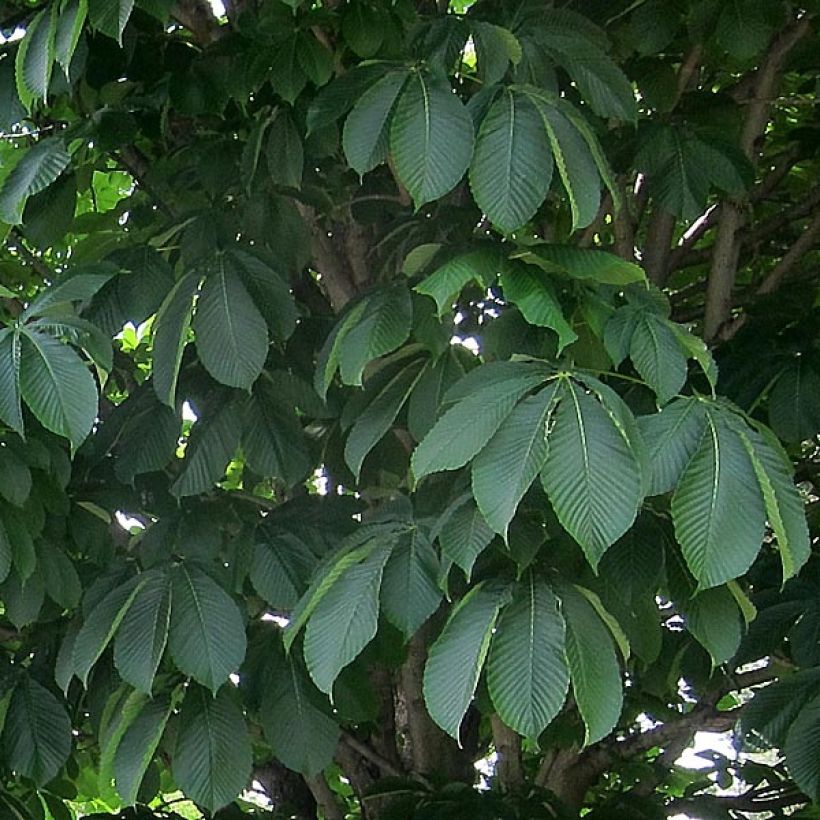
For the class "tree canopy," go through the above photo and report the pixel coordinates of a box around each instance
[0,0,819,818]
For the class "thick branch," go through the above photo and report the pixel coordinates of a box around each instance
[304,774,345,820]
[703,15,813,340]
[491,715,524,792]
[172,0,224,46]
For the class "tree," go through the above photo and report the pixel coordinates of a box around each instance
[0,0,818,817]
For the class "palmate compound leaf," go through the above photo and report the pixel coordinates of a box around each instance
[487,576,569,739]
[172,685,252,813]
[671,408,766,590]
[423,582,510,740]
[168,565,247,693]
[113,569,172,694]
[2,676,72,786]
[303,542,392,694]
[411,360,552,481]
[260,652,341,776]
[193,255,269,391]
[472,382,560,538]
[558,583,622,745]
[389,70,474,208]
[469,88,553,234]
[540,379,643,568]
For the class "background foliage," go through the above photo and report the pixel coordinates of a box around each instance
[0,0,819,818]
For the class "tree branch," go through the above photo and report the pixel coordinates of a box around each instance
[491,715,524,792]
[172,0,224,46]
[703,15,813,341]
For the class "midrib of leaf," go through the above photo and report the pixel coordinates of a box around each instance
[502,90,515,211]
[537,104,577,226]
[203,697,216,808]
[524,575,537,721]
[182,570,216,684]
[704,415,722,556]
[217,259,241,374]
[567,384,592,523]
[420,73,432,195]
[25,332,70,434]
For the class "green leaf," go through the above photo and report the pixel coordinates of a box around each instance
[414,247,500,316]
[55,0,87,75]
[270,33,308,104]
[19,329,97,451]
[784,692,820,801]
[412,361,551,480]
[487,576,569,739]
[194,257,268,391]
[168,565,247,693]
[525,97,600,230]
[73,575,144,686]
[768,359,820,443]
[38,541,80,609]
[241,390,311,486]
[639,398,708,496]
[513,245,646,285]
[342,2,385,57]
[230,249,297,343]
[298,32,333,87]
[343,71,409,176]
[250,532,316,610]
[114,695,174,806]
[113,569,172,693]
[0,328,23,436]
[472,22,521,85]
[284,525,403,651]
[0,520,12,585]
[472,383,560,537]
[390,71,474,208]
[172,685,252,814]
[738,425,810,582]
[266,110,304,189]
[629,314,688,404]
[438,497,495,578]
[0,448,31,507]
[0,139,70,224]
[0,570,44,628]
[540,381,643,568]
[152,272,199,407]
[559,583,622,745]
[98,688,148,806]
[16,7,57,106]
[469,89,552,234]
[380,528,442,638]
[500,263,576,351]
[3,676,72,786]
[540,31,636,122]
[671,411,766,590]
[260,654,341,776]
[88,0,134,43]
[303,543,391,694]
[337,284,413,387]
[345,359,425,478]
[423,582,509,740]
[743,669,820,747]
[716,0,776,61]
[171,398,243,497]
[23,267,118,321]
[685,585,743,667]
[307,63,391,134]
